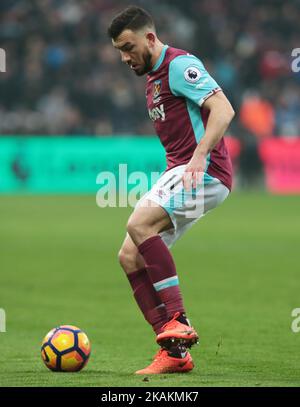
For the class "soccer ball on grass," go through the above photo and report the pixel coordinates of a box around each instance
[41,325,91,372]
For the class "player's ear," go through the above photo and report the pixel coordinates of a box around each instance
[145,32,156,47]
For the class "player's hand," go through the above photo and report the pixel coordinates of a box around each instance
[182,153,206,192]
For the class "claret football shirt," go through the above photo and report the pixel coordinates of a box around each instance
[146,45,232,191]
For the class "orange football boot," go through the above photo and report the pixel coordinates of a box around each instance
[156,312,199,349]
[135,348,194,375]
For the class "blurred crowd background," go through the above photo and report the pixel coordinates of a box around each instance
[1,0,299,136]
[0,0,299,189]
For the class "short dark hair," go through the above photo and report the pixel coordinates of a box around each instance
[107,6,155,40]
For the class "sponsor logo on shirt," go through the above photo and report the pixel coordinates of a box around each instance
[148,104,166,122]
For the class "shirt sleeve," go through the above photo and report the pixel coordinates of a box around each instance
[168,54,221,107]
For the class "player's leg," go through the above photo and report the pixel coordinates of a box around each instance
[126,200,198,348]
[119,230,194,374]
[154,174,230,349]
[118,233,145,274]
[118,233,167,334]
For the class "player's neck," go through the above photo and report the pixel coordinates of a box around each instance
[151,42,165,70]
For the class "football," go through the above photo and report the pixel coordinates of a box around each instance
[41,325,91,372]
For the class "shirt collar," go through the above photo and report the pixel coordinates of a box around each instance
[151,45,169,72]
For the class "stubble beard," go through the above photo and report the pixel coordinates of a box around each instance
[134,49,153,76]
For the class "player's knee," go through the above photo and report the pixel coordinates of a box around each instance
[118,247,136,270]
[118,247,128,268]
[126,219,150,243]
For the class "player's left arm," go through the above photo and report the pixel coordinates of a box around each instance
[183,91,235,190]
[168,55,235,191]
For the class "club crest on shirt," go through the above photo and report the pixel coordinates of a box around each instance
[184,66,202,83]
[153,79,162,103]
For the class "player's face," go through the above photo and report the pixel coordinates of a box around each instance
[112,29,153,76]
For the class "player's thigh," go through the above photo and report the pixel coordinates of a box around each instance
[127,199,173,243]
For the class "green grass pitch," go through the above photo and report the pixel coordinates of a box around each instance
[0,192,299,387]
